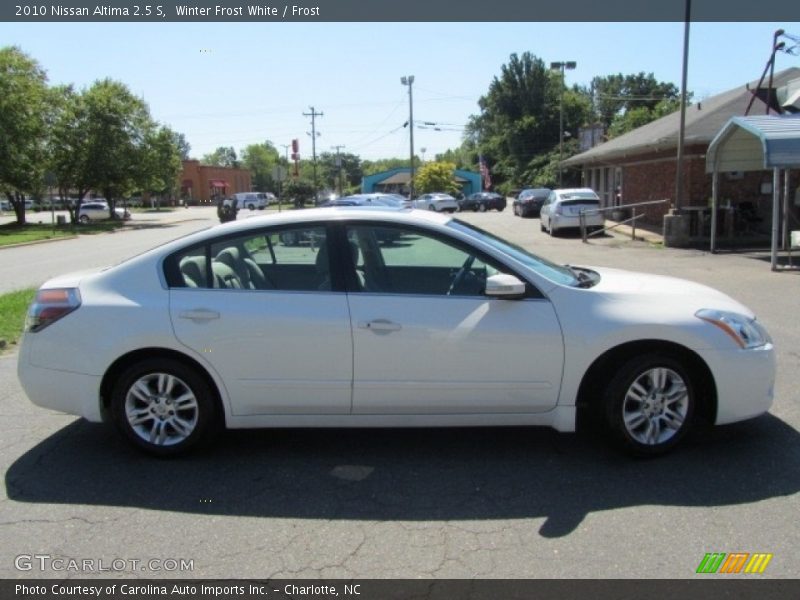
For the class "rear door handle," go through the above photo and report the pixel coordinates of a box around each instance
[358,319,402,332]
[178,309,220,321]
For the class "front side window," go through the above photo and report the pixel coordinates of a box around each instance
[345,224,506,297]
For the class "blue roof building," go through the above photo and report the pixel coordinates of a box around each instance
[361,167,482,196]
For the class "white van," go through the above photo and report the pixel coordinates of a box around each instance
[233,192,273,210]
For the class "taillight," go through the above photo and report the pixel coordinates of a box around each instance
[25,288,81,332]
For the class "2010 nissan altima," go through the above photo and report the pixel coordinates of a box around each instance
[17,208,775,457]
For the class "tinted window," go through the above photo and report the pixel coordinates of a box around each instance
[171,225,330,291]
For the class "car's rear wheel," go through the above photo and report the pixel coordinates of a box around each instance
[428,204,437,211]
[479,204,487,212]
[79,215,90,224]
[111,359,217,457]
[603,354,695,456]
[513,205,519,216]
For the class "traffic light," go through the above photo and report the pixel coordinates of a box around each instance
[291,139,299,153]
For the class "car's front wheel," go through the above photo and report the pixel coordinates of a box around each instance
[79,215,90,224]
[111,359,218,456]
[603,354,696,456]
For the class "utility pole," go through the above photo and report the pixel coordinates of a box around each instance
[332,145,346,197]
[401,76,415,199]
[674,0,691,211]
[550,61,576,188]
[280,144,290,164]
[303,106,323,205]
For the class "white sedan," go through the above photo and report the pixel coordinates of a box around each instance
[18,208,775,456]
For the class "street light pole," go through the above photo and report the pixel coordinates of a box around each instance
[550,61,576,188]
[401,75,415,199]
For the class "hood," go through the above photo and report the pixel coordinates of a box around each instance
[588,266,753,317]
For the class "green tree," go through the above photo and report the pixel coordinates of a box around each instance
[49,85,96,221]
[0,46,51,225]
[202,146,239,168]
[240,142,280,193]
[171,131,191,160]
[361,158,409,176]
[139,126,182,207]
[465,52,591,193]
[80,79,154,218]
[590,72,683,137]
[415,161,459,195]
[317,151,363,195]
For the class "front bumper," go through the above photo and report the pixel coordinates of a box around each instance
[703,343,776,425]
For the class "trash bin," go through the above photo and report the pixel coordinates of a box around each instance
[56,215,66,225]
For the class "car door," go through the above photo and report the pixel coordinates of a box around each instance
[168,223,353,416]
[343,222,564,415]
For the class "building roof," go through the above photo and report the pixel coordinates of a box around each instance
[563,67,800,167]
[706,114,800,172]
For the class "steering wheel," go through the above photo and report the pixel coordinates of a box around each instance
[447,255,476,295]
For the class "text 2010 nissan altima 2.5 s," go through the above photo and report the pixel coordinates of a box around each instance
[18,208,775,457]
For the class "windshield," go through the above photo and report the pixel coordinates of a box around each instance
[448,220,579,286]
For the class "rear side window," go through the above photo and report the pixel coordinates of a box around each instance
[166,226,331,291]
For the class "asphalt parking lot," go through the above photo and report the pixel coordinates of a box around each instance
[1,206,798,579]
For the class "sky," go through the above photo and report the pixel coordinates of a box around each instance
[1,21,799,162]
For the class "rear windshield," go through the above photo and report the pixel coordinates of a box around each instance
[561,199,599,207]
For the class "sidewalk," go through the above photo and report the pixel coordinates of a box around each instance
[603,219,664,244]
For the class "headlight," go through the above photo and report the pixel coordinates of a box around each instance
[696,309,770,349]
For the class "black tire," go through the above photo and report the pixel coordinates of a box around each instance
[478,204,487,212]
[603,354,696,456]
[248,204,255,211]
[540,221,546,232]
[79,215,90,224]
[110,358,218,457]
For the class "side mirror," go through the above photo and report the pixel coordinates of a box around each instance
[485,273,526,299]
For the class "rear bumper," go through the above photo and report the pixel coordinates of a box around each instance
[17,339,103,422]
[551,214,604,229]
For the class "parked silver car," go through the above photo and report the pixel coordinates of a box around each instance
[412,193,459,213]
[540,188,604,235]
[78,202,131,224]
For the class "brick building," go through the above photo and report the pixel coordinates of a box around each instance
[180,160,253,204]
[562,67,800,234]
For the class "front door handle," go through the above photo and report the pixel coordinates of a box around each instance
[358,319,402,332]
[178,309,220,321]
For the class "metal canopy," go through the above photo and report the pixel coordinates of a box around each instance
[706,114,800,173]
[705,115,800,271]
